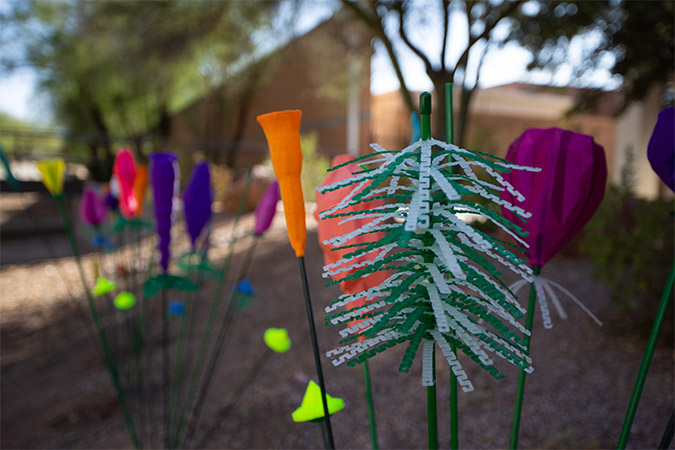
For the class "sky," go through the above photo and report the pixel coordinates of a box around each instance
[0,0,619,124]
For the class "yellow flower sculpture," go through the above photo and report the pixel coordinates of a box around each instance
[37,159,65,196]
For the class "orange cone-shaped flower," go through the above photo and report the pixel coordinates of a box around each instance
[133,164,148,215]
[257,110,306,257]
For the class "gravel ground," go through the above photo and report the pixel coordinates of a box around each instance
[1,199,673,449]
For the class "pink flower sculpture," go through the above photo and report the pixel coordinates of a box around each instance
[113,148,138,219]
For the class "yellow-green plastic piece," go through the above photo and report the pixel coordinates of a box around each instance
[113,291,136,310]
[263,328,291,353]
[291,380,345,423]
[92,277,117,297]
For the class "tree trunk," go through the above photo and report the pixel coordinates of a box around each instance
[456,85,476,148]
[225,68,263,168]
[429,72,451,142]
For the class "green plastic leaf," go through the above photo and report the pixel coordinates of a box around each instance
[263,328,291,353]
[113,291,136,310]
[143,273,199,299]
[291,380,344,422]
[92,277,117,297]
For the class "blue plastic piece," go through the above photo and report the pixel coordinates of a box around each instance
[168,300,185,316]
[91,234,115,250]
[409,111,421,144]
[235,277,255,296]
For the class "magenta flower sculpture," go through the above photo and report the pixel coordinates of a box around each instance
[113,148,138,219]
[254,180,280,236]
[501,127,607,268]
[503,127,607,447]
[183,161,213,250]
[151,152,178,274]
[502,127,607,328]
[80,186,107,226]
[80,186,114,250]
[647,107,675,192]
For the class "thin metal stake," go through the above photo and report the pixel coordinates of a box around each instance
[298,256,335,449]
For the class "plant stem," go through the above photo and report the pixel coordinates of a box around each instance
[55,195,140,449]
[617,258,675,449]
[510,265,540,450]
[445,82,459,450]
[171,168,253,448]
[162,287,169,448]
[420,91,438,450]
[193,350,272,449]
[298,256,335,449]
[167,271,198,446]
[362,360,378,450]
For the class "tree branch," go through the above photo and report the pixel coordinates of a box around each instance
[392,1,435,74]
[454,0,523,83]
[341,0,416,113]
[440,0,450,72]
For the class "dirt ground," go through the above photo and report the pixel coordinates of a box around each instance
[1,191,673,449]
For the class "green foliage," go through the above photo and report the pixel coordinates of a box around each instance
[0,112,65,158]
[581,186,673,308]
[300,132,330,201]
[1,0,276,158]
[580,150,674,333]
[511,0,674,111]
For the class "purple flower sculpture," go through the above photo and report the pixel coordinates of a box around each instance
[151,152,179,274]
[647,107,675,192]
[254,180,280,236]
[80,186,107,226]
[104,191,119,212]
[183,161,213,250]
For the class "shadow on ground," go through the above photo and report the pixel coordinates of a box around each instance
[1,206,673,449]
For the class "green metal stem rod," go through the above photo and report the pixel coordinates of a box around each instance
[362,360,378,449]
[420,92,432,141]
[617,258,675,449]
[446,83,455,147]
[420,91,438,450]
[445,82,459,450]
[171,169,253,448]
[298,256,335,449]
[55,196,140,449]
[510,265,541,449]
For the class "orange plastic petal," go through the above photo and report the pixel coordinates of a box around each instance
[133,164,148,215]
[315,155,390,341]
[257,110,306,257]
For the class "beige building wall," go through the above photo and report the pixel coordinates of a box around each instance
[371,84,626,193]
[166,15,373,171]
[614,86,664,199]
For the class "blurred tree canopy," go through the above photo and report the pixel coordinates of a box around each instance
[510,0,674,112]
[343,0,674,145]
[0,0,276,164]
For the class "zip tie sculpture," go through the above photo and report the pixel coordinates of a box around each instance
[318,92,540,391]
